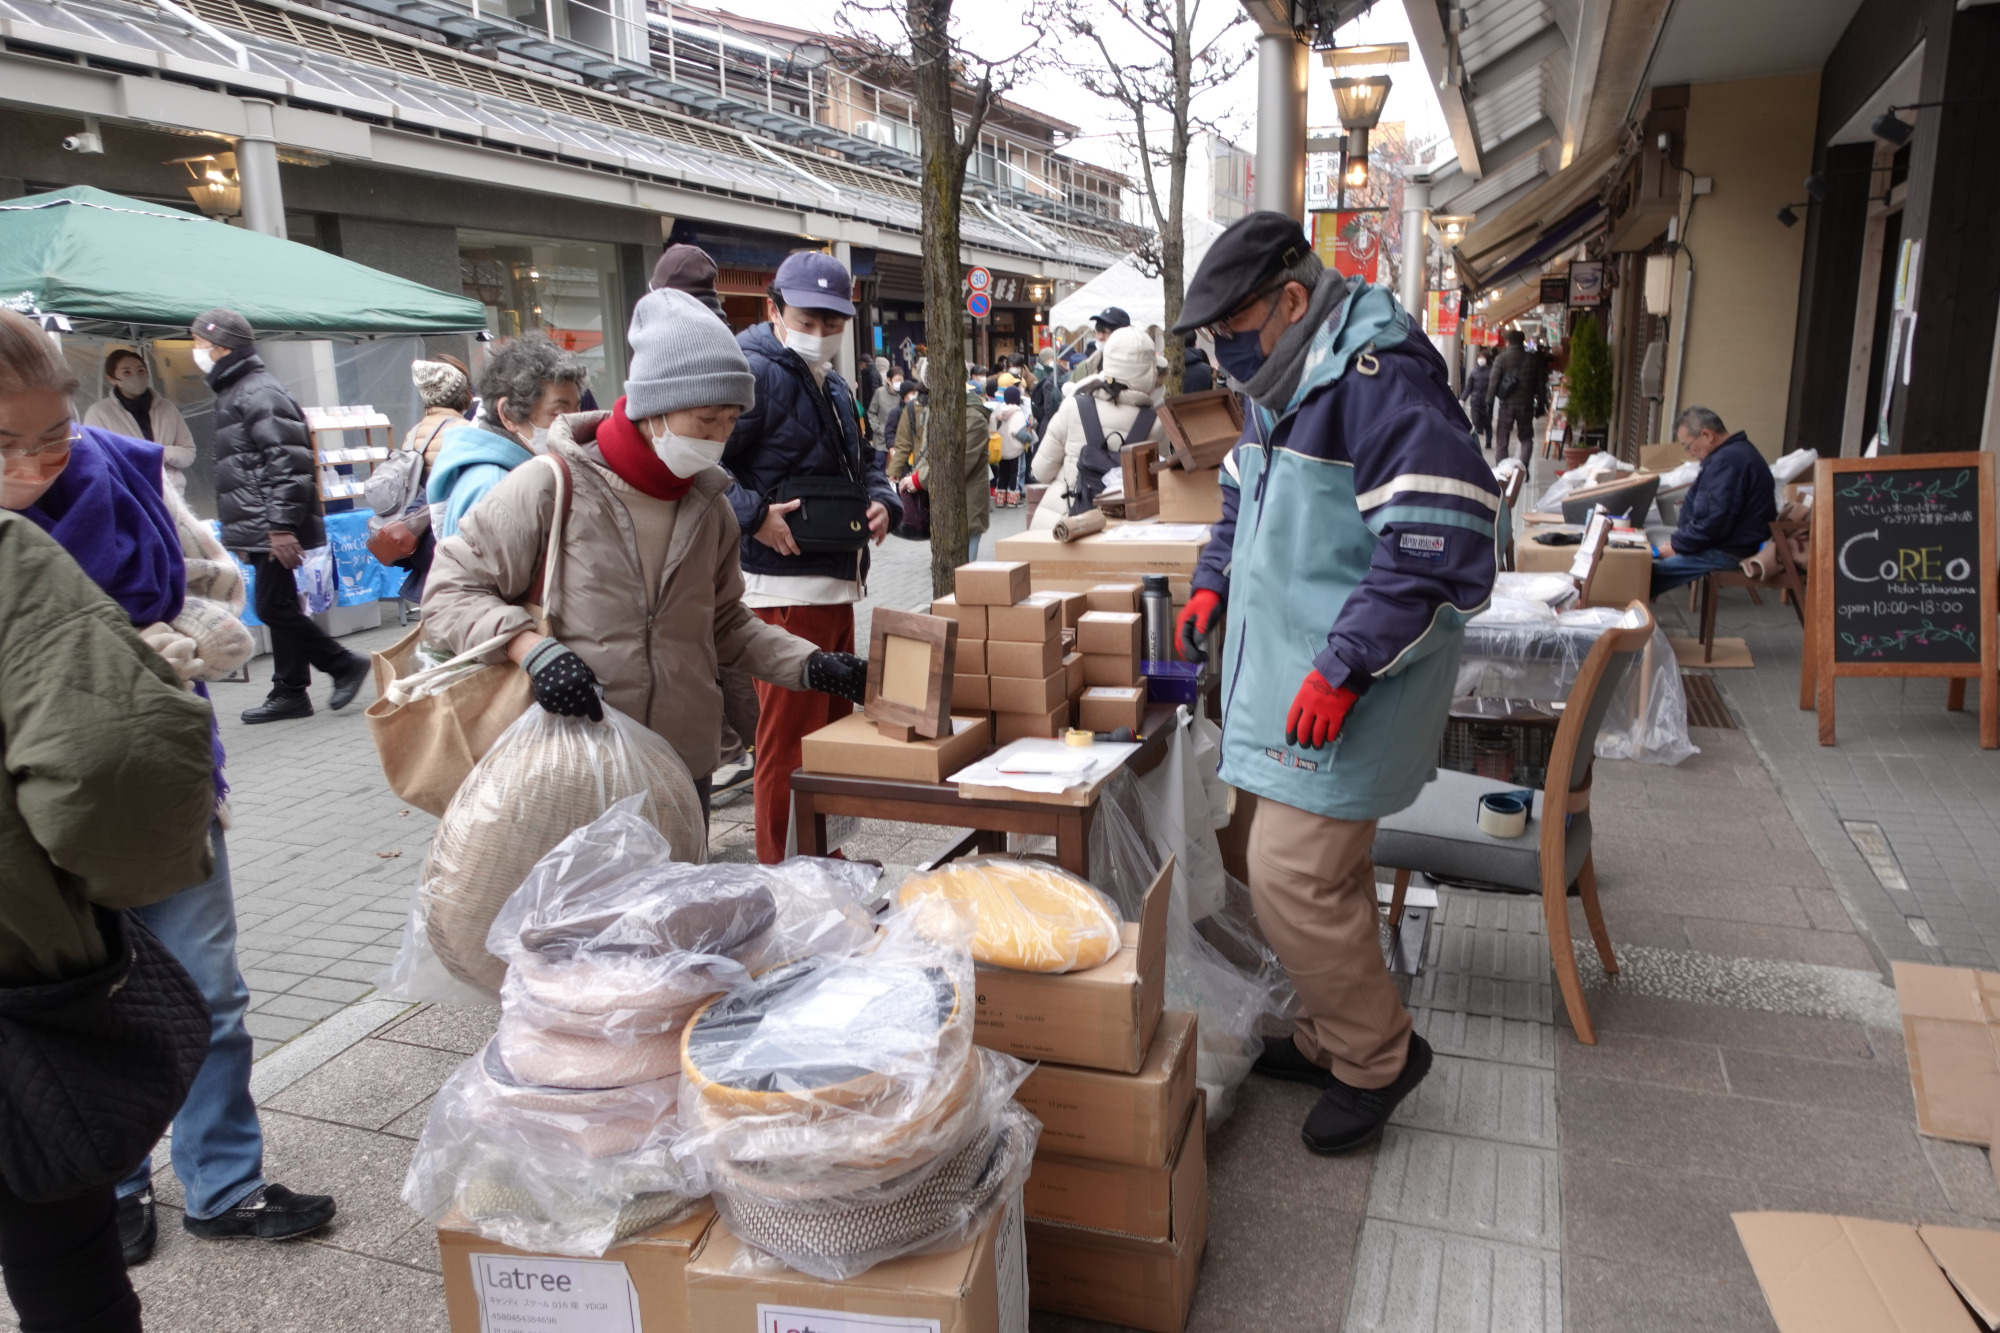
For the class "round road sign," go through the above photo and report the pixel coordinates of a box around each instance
[966,267,992,293]
[967,291,992,319]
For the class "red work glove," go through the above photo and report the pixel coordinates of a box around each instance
[1286,671,1360,749]
[1176,588,1222,662]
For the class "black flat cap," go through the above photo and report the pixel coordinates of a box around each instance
[1091,306,1131,330]
[1174,211,1313,333]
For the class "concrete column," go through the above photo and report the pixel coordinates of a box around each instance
[1253,33,1307,220]
[1400,180,1430,320]
[832,240,857,384]
[237,100,285,238]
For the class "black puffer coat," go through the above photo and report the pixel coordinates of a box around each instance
[208,351,323,551]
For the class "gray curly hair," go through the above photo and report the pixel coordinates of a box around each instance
[475,333,588,430]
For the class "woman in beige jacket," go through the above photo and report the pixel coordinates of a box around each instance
[1028,327,1165,530]
[81,348,197,493]
[422,289,867,813]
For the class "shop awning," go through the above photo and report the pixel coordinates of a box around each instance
[1454,138,1622,291]
[0,186,488,338]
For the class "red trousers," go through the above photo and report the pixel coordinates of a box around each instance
[752,603,854,863]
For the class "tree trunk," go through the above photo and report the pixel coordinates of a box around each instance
[1159,6,1191,397]
[910,0,972,596]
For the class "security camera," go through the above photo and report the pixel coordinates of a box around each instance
[62,132,104,153]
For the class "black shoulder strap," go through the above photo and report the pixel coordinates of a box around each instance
[1075,393,1105,449]
[1128,406,1157,445]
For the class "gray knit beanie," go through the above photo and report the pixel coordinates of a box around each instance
[625,289,755,419]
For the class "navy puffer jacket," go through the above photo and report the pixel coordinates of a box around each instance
[1671,432,1776,559]
[721,323,900,581]
[208,351,323,551]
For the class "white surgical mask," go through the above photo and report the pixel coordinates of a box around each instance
[783,328,833,365]
[525,425,551,453]
[646,421,726,477]
[192,347,216,374]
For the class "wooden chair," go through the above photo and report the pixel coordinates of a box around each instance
[1373,602,1657,1044]
[1495,465,1526,571]
[1694,518,1810,662]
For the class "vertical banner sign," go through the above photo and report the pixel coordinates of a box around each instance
[1312,211,1381,283]
[1567,260,1605,306]
[1812,452,1997,748]
[1426,291,1460,335]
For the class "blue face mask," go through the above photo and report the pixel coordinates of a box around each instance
[1212,326,1269,383]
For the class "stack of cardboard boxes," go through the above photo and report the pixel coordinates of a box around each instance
[940,561,1089,743]
[1075,586,1146,734]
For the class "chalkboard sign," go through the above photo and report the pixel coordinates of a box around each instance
[1813,452,1996,748]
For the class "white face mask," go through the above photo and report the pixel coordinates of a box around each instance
[646,420,727,477]
[192,347,216,374]
[783,328,833,365]
[524,424,551,452]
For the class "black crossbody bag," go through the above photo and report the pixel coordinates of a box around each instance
[769,378,872,553]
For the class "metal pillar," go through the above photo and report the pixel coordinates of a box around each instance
[832,240,857,384]
[1253,33,1307,220]
[237,100,285,238]
[1399,180,1429,320]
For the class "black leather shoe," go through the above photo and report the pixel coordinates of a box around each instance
[328,656,371,711]
[1301,1033,1434,1155]
[241,693,312,724]
[1252,1034,1334,1088]
[183,1183,336,1241]
[117,1190,156,1266]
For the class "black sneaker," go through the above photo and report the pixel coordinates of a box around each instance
[328,655,371,711]
[1252,1034,1334,1088]
[117,1190,156,1266]
[241,693,312,724]
[1300,1033,1434,1155]
[183,1183,336,1241]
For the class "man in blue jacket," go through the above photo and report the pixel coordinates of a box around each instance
[722,250,899,863]
[1651,406,1776,598]
[1173,212,1499,1155]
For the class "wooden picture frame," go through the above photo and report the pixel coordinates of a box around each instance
[1811,452,1996,749]
[1113,439,1161,520]
[864,608,958,741]
[1153,390,1244,471]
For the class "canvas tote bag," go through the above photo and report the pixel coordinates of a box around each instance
[365,453,572,815]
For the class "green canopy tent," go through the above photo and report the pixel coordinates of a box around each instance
[0,185,487,337]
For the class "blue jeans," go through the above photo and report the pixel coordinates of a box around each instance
[118,824,265,1220]
[1650,548,1742,599]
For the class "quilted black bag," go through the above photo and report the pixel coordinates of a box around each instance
[0,910,210,1202]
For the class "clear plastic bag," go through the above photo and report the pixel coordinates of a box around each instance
[895,857,1121,973]
[402,703,709,996]
[402,1038,706,1256]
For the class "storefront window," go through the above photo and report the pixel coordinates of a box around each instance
[459,229,625,403]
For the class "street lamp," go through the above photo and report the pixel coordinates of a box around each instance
[1331,74,1390,194]
[1433,214,1473,247]
[170,153,241,217]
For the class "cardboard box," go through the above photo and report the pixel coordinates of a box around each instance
[1157,467,1222,523]
[995,530,1205,608]
[1016,1010,1198,1166]
[987,637,1063,679]
[1733,1212,1996,1333]
[1026,1091,1203,1239]
[1920,1225,2000,1326]
[1087,583,1142,613]
[1077,685,1145,734]
[1077,611,1142,657]
[1056,590,1090,629]
[1891,961,2000,1146]
[1025,1120,1207,1333]
[440,1206,714,1333]
[1064,652,1084,700]
[955,674,991,711]
[1082,652,1141,688]
[1517,524,1654,608]
[993,702,1071,744]
[801,713,992,784]
[987,593,1063,643]
[1640,440,1692,473]
[958,638,988,675]
[687,1193,1026,1333]
[988,669,1066,715]
[933,595,987,640]
[954,561,1032,606]
[975,858,1170,1072]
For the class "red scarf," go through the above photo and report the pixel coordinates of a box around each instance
[596,398,694,501]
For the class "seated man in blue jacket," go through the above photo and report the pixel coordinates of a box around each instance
[1651,406,1776,598]
[1174,213,1499,1155]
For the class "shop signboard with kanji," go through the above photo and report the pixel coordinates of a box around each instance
[1426,291,1460,335]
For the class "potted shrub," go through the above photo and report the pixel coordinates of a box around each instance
[1565,312,1614,464]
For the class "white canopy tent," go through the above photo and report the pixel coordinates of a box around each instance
[1047,217,1228,339]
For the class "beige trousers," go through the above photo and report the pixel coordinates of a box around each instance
[1246,795,1413,1089]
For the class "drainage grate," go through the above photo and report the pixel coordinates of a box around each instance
[1682,672,1736,728]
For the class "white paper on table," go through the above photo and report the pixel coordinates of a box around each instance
[948,738,1141,795]
[1098,523,1211,543]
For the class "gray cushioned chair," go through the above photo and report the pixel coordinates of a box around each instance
[1372,602,1656,1044]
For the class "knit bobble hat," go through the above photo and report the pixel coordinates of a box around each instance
[411,355,470,407]
[624,288,756,420]
[191,307,255,350]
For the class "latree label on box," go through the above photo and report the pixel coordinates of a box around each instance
[754,1306,942,1333]
[471,1253,639,1333]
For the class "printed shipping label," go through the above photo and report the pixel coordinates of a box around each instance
[755,1306,942,1333]
[471,1253,638,1333]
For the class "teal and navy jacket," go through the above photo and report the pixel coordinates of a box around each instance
[1192,282,1499,822]
[427,422,533,541]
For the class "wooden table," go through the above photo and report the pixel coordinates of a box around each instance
[790,705,1179,878]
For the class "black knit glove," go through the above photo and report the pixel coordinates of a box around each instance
[522,638,604,721]
[805,651,868,704]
